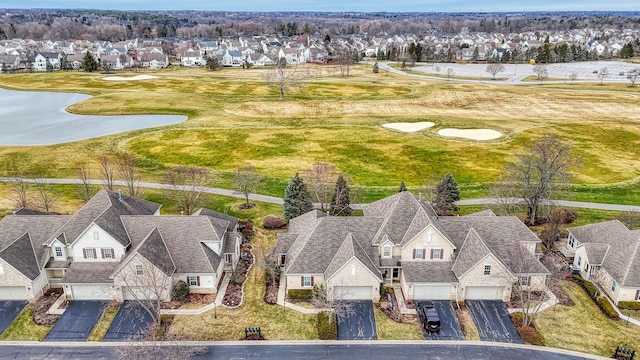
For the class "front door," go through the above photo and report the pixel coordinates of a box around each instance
[392,268,399,279]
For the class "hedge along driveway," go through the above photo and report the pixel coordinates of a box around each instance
[535,281,640,357]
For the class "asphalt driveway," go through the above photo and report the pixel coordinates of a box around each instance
[45,301,109,341]
[0,300,27,335]
[466,300,523,343]
[337,300,377,340]
[417,300,464,340]
[103,301,154,341]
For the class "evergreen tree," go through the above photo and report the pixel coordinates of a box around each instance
[283,173,313,219]
[471,46,479,62]
[82,52,98,72]
[372,61,379,73]
[330,175,351,216]
[434,173,460,215]
[398,181,407,192]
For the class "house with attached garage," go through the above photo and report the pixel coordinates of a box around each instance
[0,190,241,301]
[566,220,640,305]
[276,191,549,302]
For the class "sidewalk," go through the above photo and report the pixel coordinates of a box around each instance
[276,272,321,315]
[507,287,558,314]
[391,284,416,315]
[159,272,231,315]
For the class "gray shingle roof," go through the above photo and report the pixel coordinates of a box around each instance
[568,220,640,286]
[136,228,176,277]
[62,262,118,284]
[402,261,458,283]
[0,214,70,273]
[46,190,161,247]
[437,216,549,275]
[285,216,384,274]
[121,215,225,273]
[193,208,237,233]
[452,228,491,278]
[583,243,609,265]
[0,233,40,280]
[465,209,497,217]
[13,208,54,216]
[325,233,381,281]
[275,233,299,254]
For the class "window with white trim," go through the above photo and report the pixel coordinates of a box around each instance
[382,245,391,258]
[135,264,144,276]
[483,264,492,276]
[612,280,617,292]
[102,248,113,259]
[414,248,424,260]
[225,254,233,264]
[302,275,312,287]
[520,275,530,286]
[577,256,582,266]
[187,276,200,287]
[568,234,578,248]
[83,248,96,259]
[54,246,63,258]
[432,248,442,260]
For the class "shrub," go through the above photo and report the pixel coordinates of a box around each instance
[517,325,544,346]
[171,280,190,301]
[618,301,640,311]
[232,274,247,285]
[160,314,173,326]
[263,214,287,230]
[572,276,597,298]
[510,312,524,327]
[288,289,313,300]
[316,311,337,340]
[597,296,619,319]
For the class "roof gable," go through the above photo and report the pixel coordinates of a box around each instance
[0,233,40,280]
[452,228,492,278]
[136,228,176,277]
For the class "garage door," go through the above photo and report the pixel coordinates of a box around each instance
[333,286,372,300]
[71,285,114,300]
[414,284,452,300]
[0,286,28,300]
[465,286,504,300]
[122,287,159,301]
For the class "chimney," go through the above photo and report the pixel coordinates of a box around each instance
[117,189,122,201]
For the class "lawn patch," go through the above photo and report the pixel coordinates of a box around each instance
[87,304,120,341]
[0,305,52,341]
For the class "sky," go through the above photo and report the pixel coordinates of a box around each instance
[0,0,638,12]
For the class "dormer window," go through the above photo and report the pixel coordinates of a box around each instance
[382,245,391,258]
[54,247,63,258]
[484,264,492,276]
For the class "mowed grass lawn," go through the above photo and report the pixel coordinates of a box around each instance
[536,281,640,357]
[1,65,640,202]
[168,228,317,340]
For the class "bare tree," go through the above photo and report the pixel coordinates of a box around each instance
[539,207,575,249]
[113,257,173,326]
[115,152,141,197]
[164,165,212,215]
[485,63,505,80]
[510,244,548,327]
[337,47,355,77]
[2,153,33,209]
[627,70,639,87]
[233,165,263,207]
[487,181,526,216]
[433,64,441,75]
[504,135,576,225]
[532,64,548,83]
[419,175,439,203]
[76,162,97,203]
[264,61,306,100]
[617,210,640,229]
[303,162,338,211]
[99,153,116,191]
[446,67,455,80]
[33,177,57,213]
[568,72,578,85]
[312,284,356,324]
[597,67,609,85]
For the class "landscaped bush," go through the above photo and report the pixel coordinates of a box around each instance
[288,289,313,300]
[597,296,620,319]
[316,311,337,340]
[263,214,287,230]
[171,280,190,301]
[572,276,598,298]
[516,325,545,346]
[618,301,640,311]
[510,312,524,326]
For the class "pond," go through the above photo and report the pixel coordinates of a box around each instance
[0,88,187,146]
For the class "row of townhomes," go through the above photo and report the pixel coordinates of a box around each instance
[0,190,241,301]
[1,189,639,307]
[1,25,639,72]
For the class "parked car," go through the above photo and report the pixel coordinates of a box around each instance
[416,301,441,332]
[593,70,598,74]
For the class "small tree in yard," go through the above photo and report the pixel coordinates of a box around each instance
[485,63,505,80]
[504,135,576,225]
[568,72,578,85]
[330,175,352,216]
[76,162,97,203]
[597,67,609,85]
[446,67,455,80]
[264,62,307,100]
[164,165,212,215]
[304,162,338,212]
[539,207,577,249]
[233,165,263,208]
[283,173,313,219]
[98,153,116,191]
[510,244,553,327]
[533,64,548,83]
[628,70,639,87]
[205,56,221,71]
[2,153,34,209]
[312,284,356,324]
[434,173,460,215]
[115,152,141,197]
[82,51,99,72]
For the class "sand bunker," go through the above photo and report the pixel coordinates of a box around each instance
[437,128,502,140]
[382,122,435,133]
[103,75,158,81]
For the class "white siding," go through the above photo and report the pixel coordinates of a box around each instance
[71,223,126,262]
